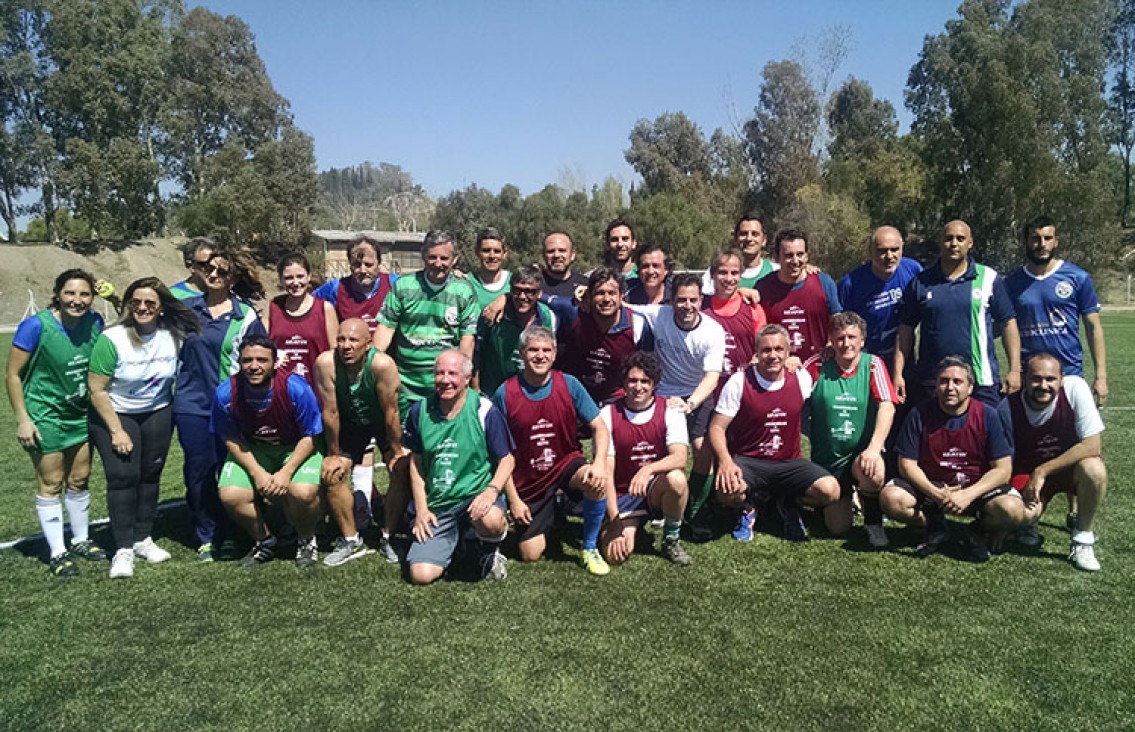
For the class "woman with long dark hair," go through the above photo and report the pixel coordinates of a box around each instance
[5,269,108,576]
[265,252,337,385]
[88,278,200,578]
[174,244,266,562]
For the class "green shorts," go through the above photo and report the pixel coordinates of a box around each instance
[219,444,322,490]
[27,414,88,455]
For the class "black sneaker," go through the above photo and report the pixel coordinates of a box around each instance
[776,496,809,542]
[685,507,713,542]
[915,530,949,559]
[294,540,318,570]
[49,552,79,577]
[238,539,276,568]
[962,528,992,563]
[70,539,107,561]
[661,537,693,566]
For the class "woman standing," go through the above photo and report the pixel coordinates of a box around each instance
[88,278,199,578]
[265,253,337,385]
[5,269,108,576]
[174,244,266,562]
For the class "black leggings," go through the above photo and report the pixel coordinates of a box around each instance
[90,406,174,551]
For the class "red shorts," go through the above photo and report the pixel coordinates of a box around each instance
[1011,468,1076,504]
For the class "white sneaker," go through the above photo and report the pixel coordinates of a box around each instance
[865,523,889,548]
[110,549,134,578]
[1070,542,1101,572]
[132,537,172,564]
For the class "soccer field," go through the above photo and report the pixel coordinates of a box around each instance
[1,317,1133,731]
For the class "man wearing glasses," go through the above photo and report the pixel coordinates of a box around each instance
[475,265,558,396]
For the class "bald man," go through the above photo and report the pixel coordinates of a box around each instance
[894,220,1021,411]
[312,318,410,566]
[838,226,923,369]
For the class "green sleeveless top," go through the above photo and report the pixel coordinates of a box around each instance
[21,310,102,451]
[335,346,382,427]
[809,352,875,473]
[414,388,491,511]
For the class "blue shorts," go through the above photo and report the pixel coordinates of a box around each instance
[406,493,507,569]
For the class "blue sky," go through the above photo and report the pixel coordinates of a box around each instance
[197,1,962,199]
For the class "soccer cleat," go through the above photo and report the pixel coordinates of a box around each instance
[109,548,134,578]
[864,524,890,548]
[962,528,991,563]
[661,537,693,566]
[376,535,399,564]
[197,542,215,563]
[915,530,949,559]
[686,507,713,542]
[581,547,610,576]
[70,539,107,561]
[732,508,756,542]
[776,497,809,542]
[237,540,276,568]
[1014,523,1043,548]
[1070,541,1101,572]
[323,537,373,567]
[480,549,508,581]
[132,537,171,564]
[294,540,319,570]
[49,552,79,577]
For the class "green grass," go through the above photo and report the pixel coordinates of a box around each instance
[2,318,1134,731]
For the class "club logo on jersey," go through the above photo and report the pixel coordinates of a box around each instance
[444,306,458,326]
[1054,281,1073,299]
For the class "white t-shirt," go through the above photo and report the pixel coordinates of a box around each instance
[1018,375,1104,440]
[600,400,689,457]
[715,367,814,418]
[95,325,180,413]
[631,305,726,398]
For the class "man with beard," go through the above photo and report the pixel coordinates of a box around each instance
[1010,354,1107,571]
[880,357,1024,562]
[1006,217,1107,405]
[540,232,588,299]
[213,336,324,569]
[602,219,638,280]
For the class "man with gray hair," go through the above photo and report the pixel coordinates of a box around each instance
[375,230,481,418]
[403,349,514,584]
[492,325,614,575]
[709,324,841,543]
[475,265,558,396]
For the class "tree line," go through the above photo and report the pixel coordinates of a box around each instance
[1,0,317,251]
[6,0,1135,278]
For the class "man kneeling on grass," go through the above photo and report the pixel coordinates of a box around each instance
[880,356,1024,562]
[493,325,614,576]
[597,352,692,566]
[1010,353,1107,571]
[212,336,324,569]
[709,324,841,542]
[404,350,515,585]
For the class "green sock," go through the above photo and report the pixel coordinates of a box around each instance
[687,472,712,519]
[663,517,682,541]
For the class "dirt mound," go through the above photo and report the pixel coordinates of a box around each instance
[0,239,193,327]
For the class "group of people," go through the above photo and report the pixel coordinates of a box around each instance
[5,213,1110,583]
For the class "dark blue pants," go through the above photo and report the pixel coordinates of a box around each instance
[174,412,228,547]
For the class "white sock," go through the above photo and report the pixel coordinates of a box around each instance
[64,489,92,543]
[351,466,374,505]
[345,533,360,545]
[1072,530,1096,545]
[36,496,67,557]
